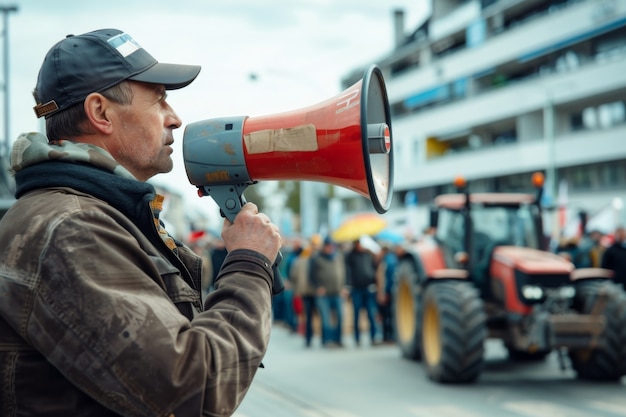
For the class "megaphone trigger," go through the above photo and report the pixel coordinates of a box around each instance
[271,251,285,295]
[198,183,250,224]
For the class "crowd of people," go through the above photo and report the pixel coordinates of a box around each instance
[191,231,406,349]
[189,232,404,349]
[554,225,626,288]
[271,234,404,349]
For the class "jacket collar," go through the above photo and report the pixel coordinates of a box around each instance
[12,132,155,224]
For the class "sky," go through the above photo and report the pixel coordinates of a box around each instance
[4,0,429,219]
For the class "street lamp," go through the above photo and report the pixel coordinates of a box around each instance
[0,5,16,156]
[1,4,17,160]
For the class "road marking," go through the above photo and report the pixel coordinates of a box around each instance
[588,399,626,416]
[303,410,361,417]
[233,382,362,417]
[408,405,486,417]
[407,400,626,417]
[502,401,602,417]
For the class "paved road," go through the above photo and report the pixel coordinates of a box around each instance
[234,325,626,417]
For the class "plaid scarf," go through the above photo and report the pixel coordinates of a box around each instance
[150,194,177,251]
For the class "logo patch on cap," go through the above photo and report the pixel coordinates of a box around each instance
[107,33,141,58]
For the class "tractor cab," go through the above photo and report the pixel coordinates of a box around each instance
[430,174,545,298]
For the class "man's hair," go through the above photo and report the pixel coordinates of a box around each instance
[44,81,134,142]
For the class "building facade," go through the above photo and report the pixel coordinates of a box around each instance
[338,0,626,239]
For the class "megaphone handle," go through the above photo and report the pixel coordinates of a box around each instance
[201,184,285,295]
[231,191,284,295]
[271,251,286,295]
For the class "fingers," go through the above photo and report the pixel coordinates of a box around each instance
[231,203,271,223]
[221,202,282,261]
[223,203,258,226]
[240,202,259,215]
[238,204,272,225]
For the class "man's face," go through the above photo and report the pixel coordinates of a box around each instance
[109,81,182,181]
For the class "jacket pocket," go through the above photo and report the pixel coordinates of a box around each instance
[148,255,202,317]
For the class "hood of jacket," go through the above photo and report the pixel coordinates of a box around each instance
[12,132,155,225]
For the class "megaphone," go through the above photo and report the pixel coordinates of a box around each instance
[183,64,393,223]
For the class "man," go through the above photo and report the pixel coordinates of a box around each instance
[309,236,346,347]
[0,29,282,417]
[602,225,626,289]
[290,242,316,346]
[345,238,380,346]
[376,243,400,344]
[587,229,607,268]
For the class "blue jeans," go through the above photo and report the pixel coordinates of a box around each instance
[351,287,378,344]
[272,289,297,332]
[302,295,316,347]
[316,294,343,346]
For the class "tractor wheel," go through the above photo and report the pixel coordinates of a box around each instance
[392,259,422,360]
[421,280,487,383]
[568,281,626,381]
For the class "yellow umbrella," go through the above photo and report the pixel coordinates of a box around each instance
[331,212,387,243]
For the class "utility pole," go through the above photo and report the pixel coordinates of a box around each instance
[0,4,17,199]
[1,4,17,160]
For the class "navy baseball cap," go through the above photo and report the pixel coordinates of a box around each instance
[33,29,201,118]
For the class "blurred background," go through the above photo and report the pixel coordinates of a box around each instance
[1,0,624,245]
[2,1,625,416]
[0,0,428,237]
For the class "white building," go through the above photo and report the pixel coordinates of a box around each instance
[335,0,626,239]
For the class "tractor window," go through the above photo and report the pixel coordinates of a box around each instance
[471,204,540,249]
[436,209,465,248]
[435,209,466,267]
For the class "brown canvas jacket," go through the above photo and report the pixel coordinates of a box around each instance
[0,133,274,417]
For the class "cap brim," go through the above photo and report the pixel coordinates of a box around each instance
[129,62,201,90]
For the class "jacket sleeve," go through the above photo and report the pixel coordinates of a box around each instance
[23,209,274,417]
[601,247,613,270]
[308,256,318,288]
[344,252,353,287]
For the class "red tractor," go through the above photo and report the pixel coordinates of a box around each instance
[393,173,626,383]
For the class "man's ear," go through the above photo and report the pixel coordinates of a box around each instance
[84,93,113,134]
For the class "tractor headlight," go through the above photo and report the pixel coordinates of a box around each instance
[558,285,575,299]
[522,285,544,300]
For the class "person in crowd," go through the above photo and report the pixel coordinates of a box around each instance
[275,239,299,332]
[345,238,380,346]
[376,243,399,344]
[562,226,606,269]
[581,229,606,268]
[290,243,316,346]
[556,236,583,266]
[601,225,626,289]
[309,236,346,347]
[0,28,282,416]
[285,242,304,331]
